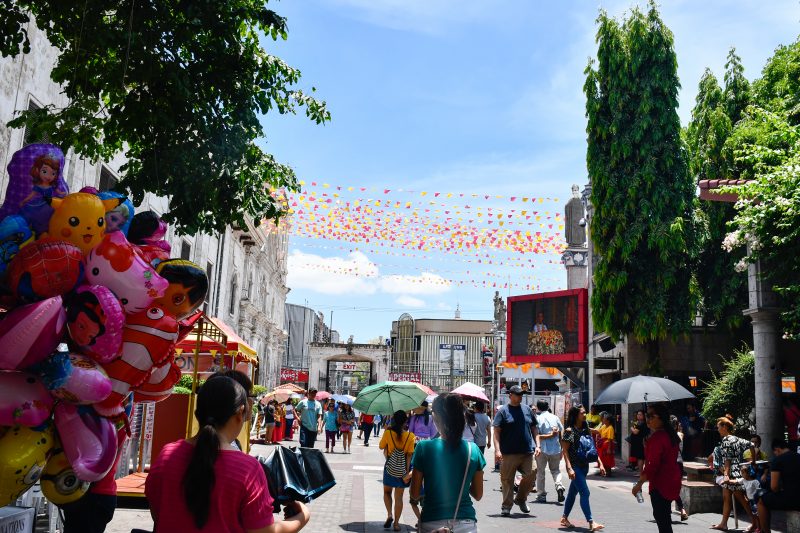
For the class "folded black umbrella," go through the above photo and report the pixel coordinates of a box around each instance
[258,446,336,511]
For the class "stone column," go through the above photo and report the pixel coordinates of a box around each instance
[743,254,782,451]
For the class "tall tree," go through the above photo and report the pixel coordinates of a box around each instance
[687,52,750,331]
[0,1,330,234]
[585,3,696,374]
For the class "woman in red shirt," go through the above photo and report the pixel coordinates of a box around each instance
[146,376,310,533]
[632,403,682,533]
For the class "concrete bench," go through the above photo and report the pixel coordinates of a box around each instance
[680,480,722,515]
[787,510,800,531]
[683,461,715,483]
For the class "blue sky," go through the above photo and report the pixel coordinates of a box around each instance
[261,0,800,342]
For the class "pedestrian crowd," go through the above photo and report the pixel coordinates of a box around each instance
[131,378,800,533]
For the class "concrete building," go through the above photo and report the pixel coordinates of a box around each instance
[282,303,340,387]
[0,21,289,388]
[389,314,494,392]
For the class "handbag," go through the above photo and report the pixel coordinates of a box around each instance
[425,441,472,533]
[385,432,409,478]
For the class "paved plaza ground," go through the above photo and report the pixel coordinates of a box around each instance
[107,432,790,533]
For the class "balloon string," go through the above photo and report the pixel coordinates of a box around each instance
[122,0,136,88]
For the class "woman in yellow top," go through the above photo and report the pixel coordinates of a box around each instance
[378,410,415,531]
[597,412,616,475]
[272,402,285,444]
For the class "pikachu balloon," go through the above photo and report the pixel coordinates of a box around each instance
[48,193,122,255]
[0,423,55,506]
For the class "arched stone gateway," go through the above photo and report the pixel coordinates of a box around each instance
[308,342,390,394]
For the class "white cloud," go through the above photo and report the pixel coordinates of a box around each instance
[378,272,451,295]
[396,295,426,308]
[287,250,453,299]
[287,250,378,295]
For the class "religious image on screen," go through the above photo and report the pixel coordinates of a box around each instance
[509,294,579,356]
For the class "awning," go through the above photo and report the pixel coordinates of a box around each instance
[698,178,750,203]
[208,317,258,363]
[174,314,257,365]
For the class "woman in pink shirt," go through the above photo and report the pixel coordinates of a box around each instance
[146,376,310,533]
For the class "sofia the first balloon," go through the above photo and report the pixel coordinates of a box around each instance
[66,285,124,363]
[84,232,168,314]
[0,296,66,370]
[0,144,68,235]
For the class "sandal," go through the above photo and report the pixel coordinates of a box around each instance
[383,517,393,529]
[393,525,401,532]
[709,526,728,532]
[589,522,605,531]
[560,517,574,528]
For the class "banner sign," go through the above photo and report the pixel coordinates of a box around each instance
[389,371,422,383]
[280,367,310,383]
[482,350,494,382]
[438,344,466,376]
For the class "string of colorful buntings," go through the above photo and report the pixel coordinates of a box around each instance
[288,261,553,291]
[296,181,560,203]
[292,242,565,268]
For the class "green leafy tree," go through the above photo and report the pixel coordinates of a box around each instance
[0,1,330,234]
[686,52,750,331]
[722,39,800,339]
[701,347,755,434]
[584,3,696,374]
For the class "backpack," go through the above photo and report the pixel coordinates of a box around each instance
[385,431,410,478]
[576,429,598,464]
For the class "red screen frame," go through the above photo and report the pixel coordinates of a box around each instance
[506,288,588,364]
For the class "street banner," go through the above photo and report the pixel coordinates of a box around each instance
[280,367,310,383]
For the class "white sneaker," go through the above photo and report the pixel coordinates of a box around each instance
[501,508,511,517]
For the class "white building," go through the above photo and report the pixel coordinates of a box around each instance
[0,22,289,388]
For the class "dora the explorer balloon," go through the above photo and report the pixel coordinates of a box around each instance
[154,259,209,320]
[47,193,122,255]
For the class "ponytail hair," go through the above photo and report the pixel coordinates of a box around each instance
[183,376,247,529]
[432,393,466,449]
[390,410,407,435]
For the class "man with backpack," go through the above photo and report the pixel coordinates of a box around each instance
[493,385,540,516]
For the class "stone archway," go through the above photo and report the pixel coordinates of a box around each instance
[307,342,390,393]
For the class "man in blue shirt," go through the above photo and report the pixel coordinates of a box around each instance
[534,400,565,503]
[295,388,323,448]
[493,385,540,516]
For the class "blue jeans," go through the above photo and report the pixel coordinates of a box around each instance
[563,464,592,522]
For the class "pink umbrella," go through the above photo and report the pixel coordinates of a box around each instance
[315,391,332,401]
[414,383,436,396]
[451,382,489,403]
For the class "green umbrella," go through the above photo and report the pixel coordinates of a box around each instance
[353,381,428,415]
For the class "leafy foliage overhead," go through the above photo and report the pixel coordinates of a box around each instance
[723,37,800,340]
[0,1,330,235]
[584,2,696,373]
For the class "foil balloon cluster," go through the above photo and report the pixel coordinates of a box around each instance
[0,144,209,506]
